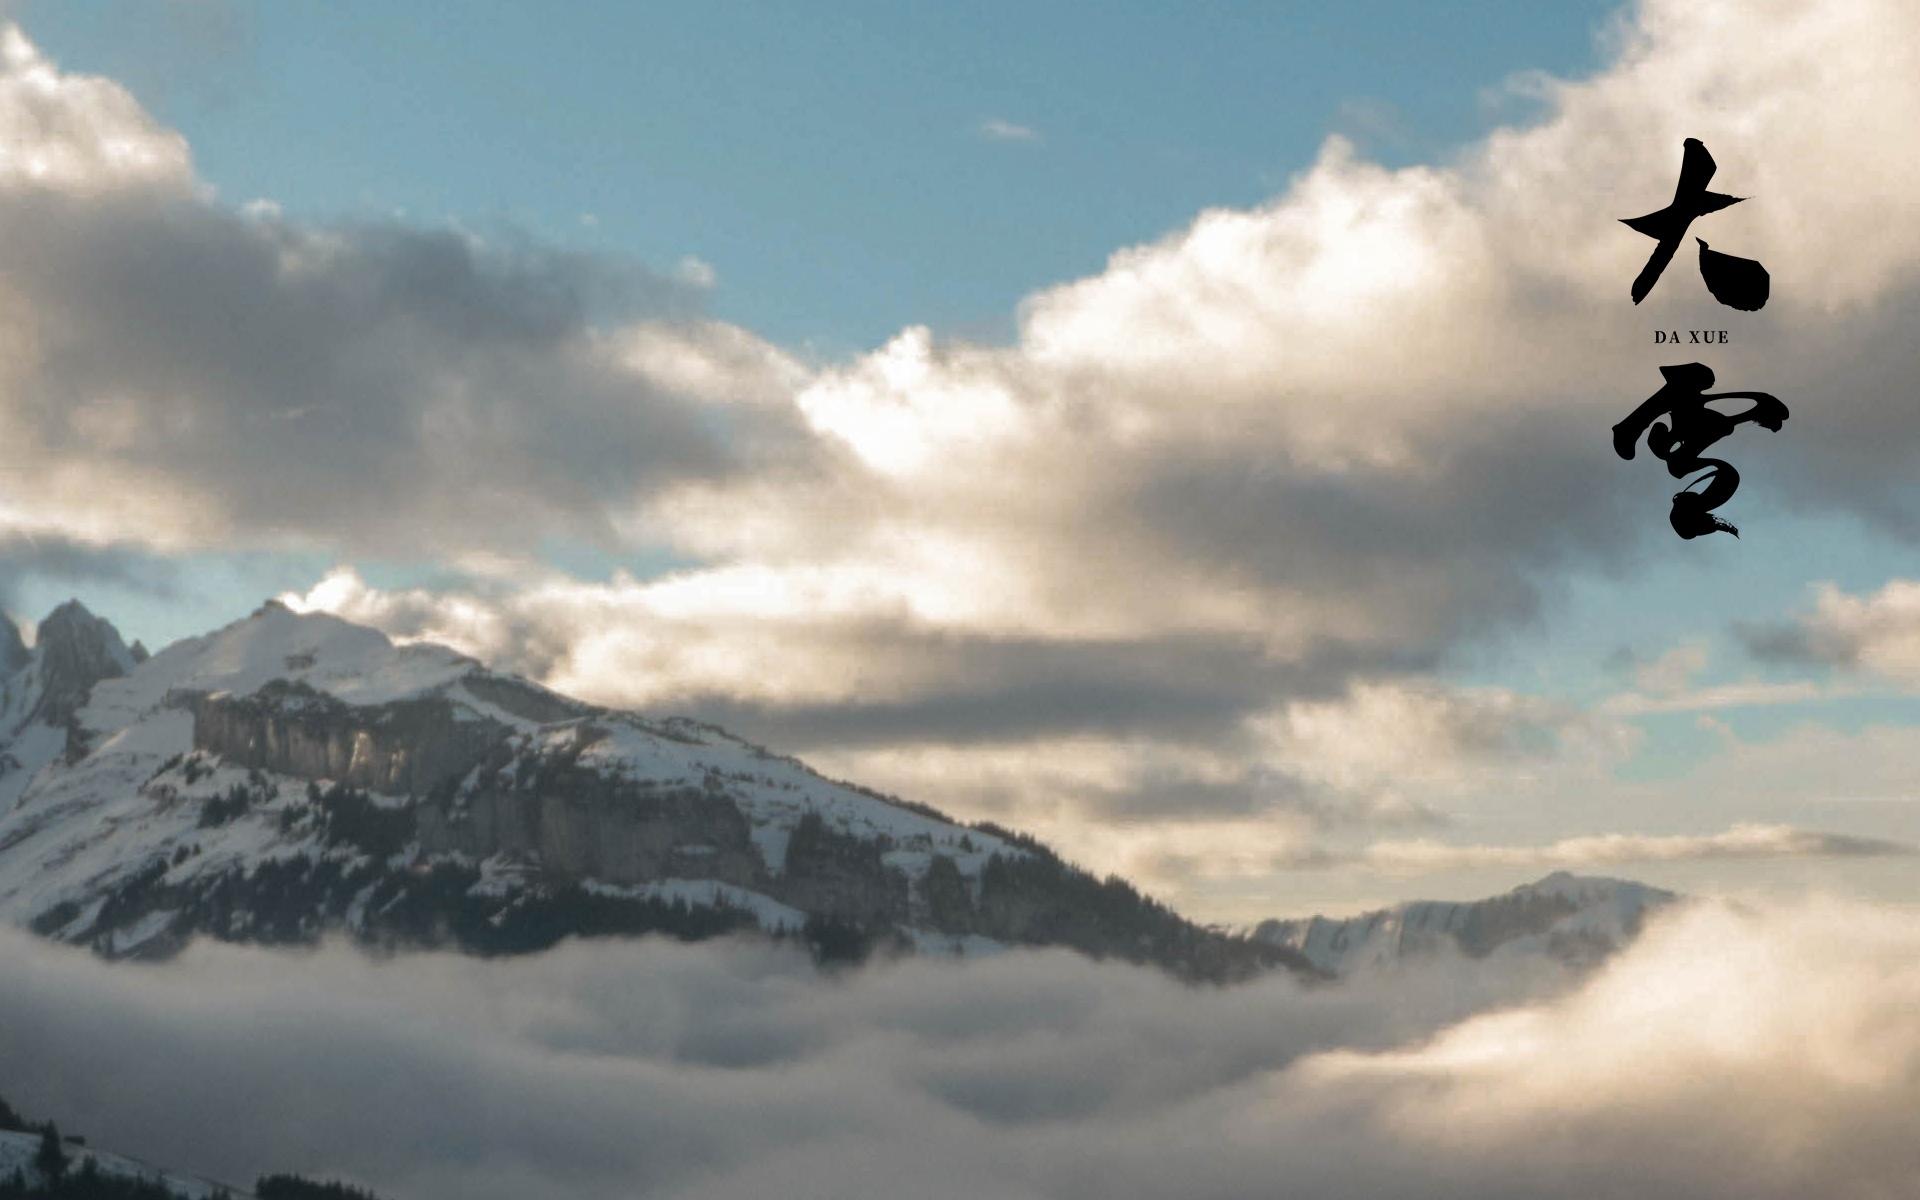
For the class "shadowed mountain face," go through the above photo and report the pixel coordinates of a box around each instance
[1252,871,1679,974]
[0,617,25,678]
[0,600,1307,982]
[2,600,139,736]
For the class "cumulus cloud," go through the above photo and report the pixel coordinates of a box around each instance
[0,29,809,563]
[16,0,1920,620]
[0,26,189,191]
[1742,579,1920,684]
[3,896,1919,1199]
[1259,680,1628,803]
[293,1,1920,749]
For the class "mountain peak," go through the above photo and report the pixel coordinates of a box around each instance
[36,597,97,635]
[1516,871,1673,904]
[25,599,136,726]
[76,599,478,738]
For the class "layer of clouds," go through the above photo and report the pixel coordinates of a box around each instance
[0,533,181,619]
[1599,678,1840,716]
[5,895,1920,1199]
[1344,822,1914,875]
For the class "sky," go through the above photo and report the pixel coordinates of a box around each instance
[2,0,1920,924]
[14,0,1624,351]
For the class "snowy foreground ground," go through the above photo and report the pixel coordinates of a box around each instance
[3,892,1918,1200]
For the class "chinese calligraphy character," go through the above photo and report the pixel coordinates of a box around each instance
[1621,138,1770,311]
[1612,362,1788,539]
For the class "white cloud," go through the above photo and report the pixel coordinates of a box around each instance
[977,117,1041,143]
[674,254,717,289]
[0,27,191,193]
[1634,641,1708,695]
[4,895,1920,1199]
[0,26,808,560]
[1258,680,1630,802]
[1748,579,1920,684]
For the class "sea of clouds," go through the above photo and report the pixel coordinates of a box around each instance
[3,893,1918,1199]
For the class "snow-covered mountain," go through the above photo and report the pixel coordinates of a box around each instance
[1251,872,1678,974]
[0,599,1304,980]
[1,600,144,813]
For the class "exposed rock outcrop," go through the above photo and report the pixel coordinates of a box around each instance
[188,682,504,797]
[419,755,766,889]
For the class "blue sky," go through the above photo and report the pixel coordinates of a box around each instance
[21,0,1620,352]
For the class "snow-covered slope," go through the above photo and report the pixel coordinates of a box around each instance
[1252,872,1678,974]
[0,600,1302,979]
[0,1128,247,1198]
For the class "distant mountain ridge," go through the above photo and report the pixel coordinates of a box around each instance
[1251,871,1678,974]
[0,599,1306,981]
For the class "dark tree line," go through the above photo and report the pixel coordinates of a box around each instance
[256,1176,385,1200]
[0,1092,392,1200]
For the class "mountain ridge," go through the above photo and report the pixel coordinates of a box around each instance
[0,598,1308,981]
[1251,870,1678,974]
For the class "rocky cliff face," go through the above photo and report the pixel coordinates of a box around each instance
[416,733,766,890]
[189,682,505,798]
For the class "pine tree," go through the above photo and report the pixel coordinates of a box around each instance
[34,1121,68,1183]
